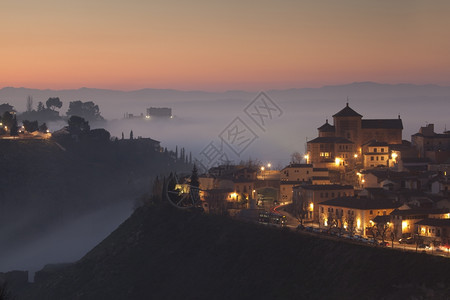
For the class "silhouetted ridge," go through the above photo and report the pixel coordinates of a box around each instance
[21,205,450,299]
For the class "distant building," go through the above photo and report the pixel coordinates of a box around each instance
[146,107,172,118]
[411,123,450,163]
[362,141,390,168]
[416,218,450,245]
[124,113,144,119]
[280,164,330,203]
[390,207,449,239]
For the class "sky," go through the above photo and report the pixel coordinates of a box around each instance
[1,0,450,91]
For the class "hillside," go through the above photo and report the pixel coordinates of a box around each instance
[21,204,450,299]
[0,138,190,272]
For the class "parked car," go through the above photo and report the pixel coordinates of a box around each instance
[399,237,414,244]
[352,235,363,241]
[305,226,314,232]
[418,243,430,249]
[367,239,379,246]
[296,224,305,230]
[312,228,321,234]
[379,241,390,247]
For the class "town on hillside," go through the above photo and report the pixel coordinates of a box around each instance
[169,103,450,255]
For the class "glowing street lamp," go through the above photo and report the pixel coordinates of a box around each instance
[335,158,341,166]
[267,163,271,169]
[304,154,309,163]
[391,152,398,163]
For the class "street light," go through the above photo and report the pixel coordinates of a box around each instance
[267,163,271,169]
[260,166,265,180]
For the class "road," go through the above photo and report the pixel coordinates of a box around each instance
[268,203,450,258]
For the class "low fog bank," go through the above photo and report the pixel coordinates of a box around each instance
[2,84,450,166]
[104,94,450,168]
[0,200,133,280]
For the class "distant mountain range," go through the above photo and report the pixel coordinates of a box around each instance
[1,82,450,119]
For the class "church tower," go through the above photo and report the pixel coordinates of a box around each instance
[332,103,362,148]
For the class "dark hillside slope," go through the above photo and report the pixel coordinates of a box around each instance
[22,205,450,299]
[0,139,188,259]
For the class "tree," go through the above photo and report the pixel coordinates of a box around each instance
[0,281,13,300]
[205,190,227,215]
[293,200,308,226]
[326,211,338,232]
[1,112,14,128]
[89,128,110,142]
[367,219,392,244]
[291,152,303,164]
[46,97,62,111]
[26,95,33,112]
[151,176,163,204]
[0,103,14,115]
[129,130,134,140]
[66,100,103,122]
[190,164,200,188]
[23,120,39,132]
[190,164,200,203]
[37,101,45,112]
[345,213,356,236]
[68,115,90,134]
[39,122,48,133]
[9,115,18,136]
[121,132,124,140]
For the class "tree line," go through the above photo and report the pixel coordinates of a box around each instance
[0,97,104,135]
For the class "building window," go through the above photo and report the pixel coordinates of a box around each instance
[320,192,323,198]
[380,148,385,152]
[371,156,374,161]
[321,207,324,213]
[370,210,373,215]
[374,148,377,152]
[331,192,335,197]
[381,156,384,161]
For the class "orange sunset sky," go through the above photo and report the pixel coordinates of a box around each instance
[1,0,450,91]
